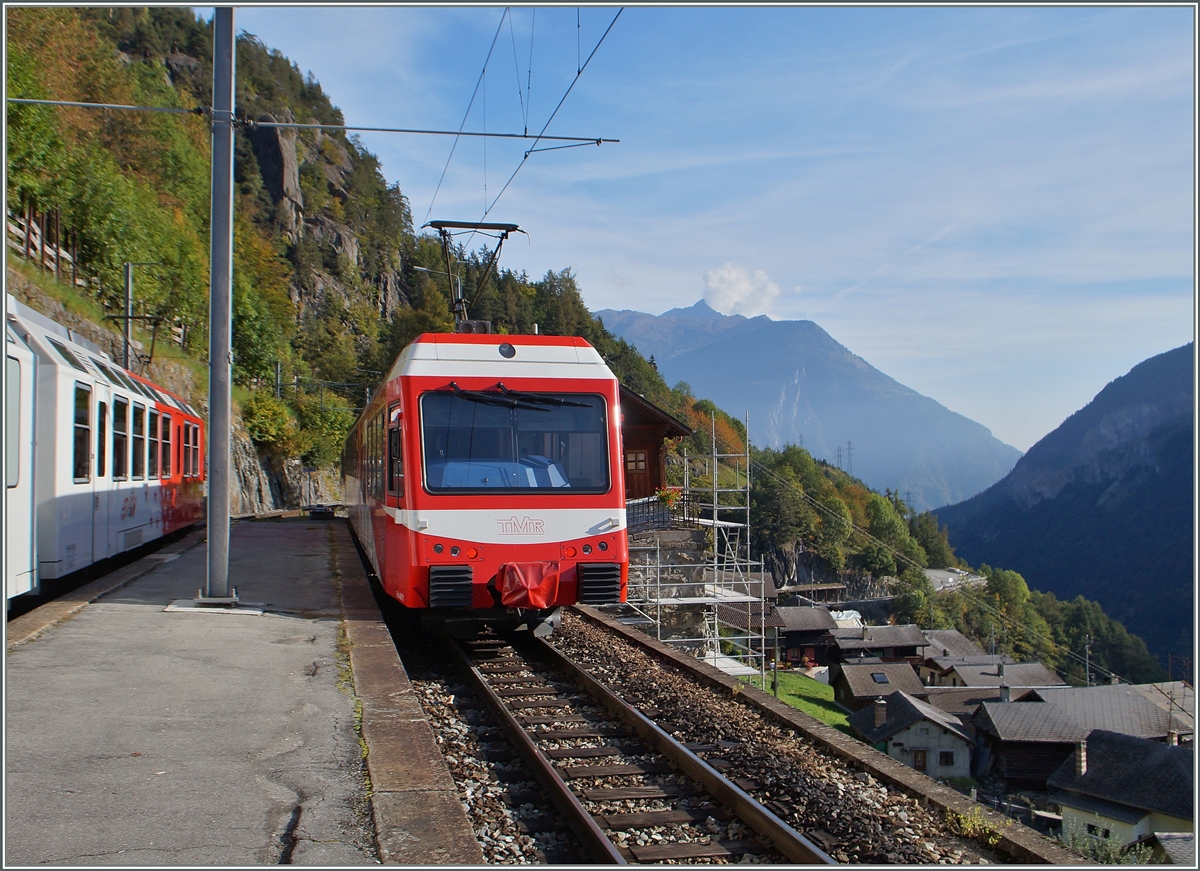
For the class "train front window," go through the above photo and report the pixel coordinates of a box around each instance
[421,390,608,493]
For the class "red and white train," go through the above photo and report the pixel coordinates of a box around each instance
[6,293,206,606]
[342,332,628,633]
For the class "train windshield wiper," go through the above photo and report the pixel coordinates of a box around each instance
[496,383,592,408]
[449,382,548,412]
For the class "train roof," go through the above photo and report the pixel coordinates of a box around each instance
[385,332,614,383]
[6,292,201,418]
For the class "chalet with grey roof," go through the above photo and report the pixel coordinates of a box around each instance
[922,628,984,659]
[774,605,837,666]
[829,660,927,712]
[1130,832,1195,866]
[1047,730,1193,849]
[848,690,973,778]
[939,660,1065,689]
[921,686,1032,732]
[973,686,1181,788]
[830,624,929,665]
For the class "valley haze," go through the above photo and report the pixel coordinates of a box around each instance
[599,301,1023,513]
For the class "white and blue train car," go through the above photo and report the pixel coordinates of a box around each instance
[5,294,206,608]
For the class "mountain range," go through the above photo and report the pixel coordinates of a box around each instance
[597,300,1022,511]
[935,343,1194,665]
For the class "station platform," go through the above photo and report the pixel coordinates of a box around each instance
[4,518,482,866]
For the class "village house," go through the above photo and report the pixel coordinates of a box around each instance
[617,385,692,501]
[972,685,1182,789]
[829,624,929,665]
[848,690,973,779]
[1047,730,1193,850]
[935,659,1064,690]
[921,686,1030,735]
[1129,832,1195,866]
[922,628,984,658]
[829,659,928,712]
[773,605,838,666]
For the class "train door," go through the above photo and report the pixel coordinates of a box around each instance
[64,379,96,572]
[92,390,111,560]
[6,334,38,602]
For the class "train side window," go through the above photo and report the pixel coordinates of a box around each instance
[388,426,403,494]
[50,339,87,372]
[148,410,160,478]
[194,424,203,477]
[73,383,92,483]
[6,356,19,488]
[132,403,145,479]
[181,423,190,476]
[113,397,128,480]
[97,402,108,478]
[161,415,172,477]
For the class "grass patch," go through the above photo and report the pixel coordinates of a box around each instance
[743,670,851,731]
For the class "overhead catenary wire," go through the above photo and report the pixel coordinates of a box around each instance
[476,6,622,230]
[7,97,204,115]
[425,8,510,226]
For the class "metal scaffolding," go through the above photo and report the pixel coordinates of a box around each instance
[606,414,768,680]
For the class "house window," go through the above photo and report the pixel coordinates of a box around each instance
[870,673,889,684]
[920,727,930,735]
[939,751,955,767]
[1086,824,1111,839]
[626,450,647,472]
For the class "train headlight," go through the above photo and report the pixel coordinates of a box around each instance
[433,543,444,554]
[582,544,592,554]
[598,541,608,552]
[450,546,460,556]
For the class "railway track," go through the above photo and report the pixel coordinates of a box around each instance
[448,631,835,865]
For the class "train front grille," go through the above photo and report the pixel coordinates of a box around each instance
[577,562,622,604]
[428,565,474,608]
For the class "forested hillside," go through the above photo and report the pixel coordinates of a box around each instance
[6,6,1164,683]
[936,344,1193,669]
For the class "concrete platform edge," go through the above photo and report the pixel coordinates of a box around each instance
[5,527,207,652]
[332,521,485,866]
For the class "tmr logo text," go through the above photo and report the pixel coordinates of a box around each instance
[497,516,545,535]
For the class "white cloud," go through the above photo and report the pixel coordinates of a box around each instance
[703,263,781,317]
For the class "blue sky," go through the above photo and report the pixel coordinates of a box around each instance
[226,5,1195,451]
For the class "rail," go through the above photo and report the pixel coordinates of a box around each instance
[448,631,834,864]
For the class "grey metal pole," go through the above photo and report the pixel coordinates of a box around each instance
[205,6,236,601]
[123,262,133,368]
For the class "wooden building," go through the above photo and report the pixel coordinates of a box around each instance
[619,386,692,500]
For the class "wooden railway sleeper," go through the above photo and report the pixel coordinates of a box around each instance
[533,636,837,865]
[446,636,627,864]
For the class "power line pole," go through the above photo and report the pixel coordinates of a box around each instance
[1084,635,1091,686]
[202,6,236,603]
[845,440,853,478]
[835,444,843,470]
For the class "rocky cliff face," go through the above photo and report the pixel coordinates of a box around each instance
[9,268,336,516]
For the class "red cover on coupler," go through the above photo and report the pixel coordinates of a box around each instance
[498,561,561,609]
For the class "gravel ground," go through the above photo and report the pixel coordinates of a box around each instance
[398,640,588,864]
[549,612,1004,865]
